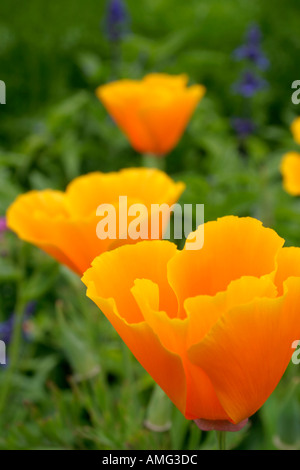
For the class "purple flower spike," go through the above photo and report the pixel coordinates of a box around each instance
[233,44,269,70]
[104,0,129,42]
[233,23,269,70]
[0,315,15,344]
[246,24,262,45]
[0,302,37,344]
[231,117,256,139]
[233,70,268,98]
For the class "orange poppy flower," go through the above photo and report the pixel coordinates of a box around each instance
[6,168,185,275]
[280,152,300,196]
[82,216,300,427]
[96,73,205,156]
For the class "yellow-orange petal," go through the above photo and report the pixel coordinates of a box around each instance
[140,85,205,155]
[274,246,300,295]
[185,274,278,349]
[130,277,230,420]
[96,74,205,155]
[167,216,284,318]
[291,117,300,145]
[96,81,155,153]
[7,169,185,275]
[86,288,187,414]
[142,73,189,89]
[280,152,300,196]
[82,240,179,323]
[65,168,185,218]
[188,277,300,424]
[113,273,278,422]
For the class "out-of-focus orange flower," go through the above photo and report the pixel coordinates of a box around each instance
[6,168,185,275]
[82,216,300,427]
[280,152,300,196]
[291,117,300,145]
[96,73,205,156]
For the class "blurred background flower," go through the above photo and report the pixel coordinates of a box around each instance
[0,217,7,234]
[103,0,130,43]
[280,152,300,196]
[96,74,205,158]
[231,23,269,146]
[231,117,256,140]
[291,117,300,145]
[0,301,36,344]
[6,168,185,275]
[233,23,270,70]
[233,70,268,98]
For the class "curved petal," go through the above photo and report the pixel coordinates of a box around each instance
[130,278,230,421]
[82,240,178,323]
[96,74,205,155]
[7,170,185,275]
[86,286,187,414]
[96,81,155,153]
[188,277,300,423]
[274,247,300,295]
[143,73,189,89]
[66,169,185,218]
[168,216,284,317]
[185,274,278,348]
[6,191,115,274]
[140,85,205,155]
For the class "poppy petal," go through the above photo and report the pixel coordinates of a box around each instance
[167,216,284,318]
[188,277,300,423]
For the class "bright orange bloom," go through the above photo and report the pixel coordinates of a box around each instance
[280,152,300,196]
[6,168,185,275]
[82,216,300,426]
[96,74,205,156]
[291,116,300,145]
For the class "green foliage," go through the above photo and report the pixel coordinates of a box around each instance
[0,0,299,450]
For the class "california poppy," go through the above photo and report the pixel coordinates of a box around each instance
[96,73,205,156]
[6,168,185,275]
[82,216,300,427]
[280,152,300,196]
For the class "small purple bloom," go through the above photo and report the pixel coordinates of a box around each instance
[0,217,7,233]
[233,44,269,70]
[233,70,268,98]
[233,23,269,70]
[231,117,256,139]
[246,24,262,45]
[0,302,36,344]
[0,315,15,344]
[104,0,129,42]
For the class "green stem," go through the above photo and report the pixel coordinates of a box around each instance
[142,153,166,171]
[216,431,227,450]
